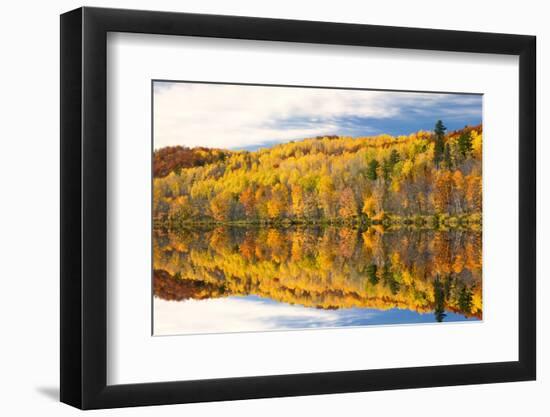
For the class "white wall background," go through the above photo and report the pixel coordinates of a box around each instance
[0,0,545,415]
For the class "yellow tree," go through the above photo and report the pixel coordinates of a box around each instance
[465,174,482,212]
[432,171,453,213]
[169,195,194,220]
[362,195,377,218]
[239,186,256,218]
[267,183,289,219]
[254,186,269,219]
[291,184,305,218]
[471,130,483,160]
[338,187,358,219]
[210,191,233,221]
[452,170,465,213]
[318,174,336,219]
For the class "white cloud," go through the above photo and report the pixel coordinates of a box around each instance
[153,296,376,336]
[153,82,479,149]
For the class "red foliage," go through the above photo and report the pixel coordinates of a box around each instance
[153,269,227,301]
[153,146,230,178]
[447,124,482,140]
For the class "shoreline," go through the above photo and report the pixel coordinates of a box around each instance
[154,212,482,232]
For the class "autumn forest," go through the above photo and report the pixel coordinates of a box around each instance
[153,121,482,229]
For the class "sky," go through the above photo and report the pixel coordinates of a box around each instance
[153,81,482,151]
[153,295,477,336]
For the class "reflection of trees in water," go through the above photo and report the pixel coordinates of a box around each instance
[154,270,227,301]
[153,226,482,320]
[433,276,447,322]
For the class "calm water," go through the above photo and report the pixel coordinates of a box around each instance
[153,226,482,335]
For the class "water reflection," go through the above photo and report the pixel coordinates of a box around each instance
[153,226,482,335]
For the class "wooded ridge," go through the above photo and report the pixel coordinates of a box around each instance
[153,121,482,229]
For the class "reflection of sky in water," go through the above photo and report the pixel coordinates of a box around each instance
[154,295,478,336]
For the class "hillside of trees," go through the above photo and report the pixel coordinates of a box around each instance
[153,121,482,228]
[153,146,231,178]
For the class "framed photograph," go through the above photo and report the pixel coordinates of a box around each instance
[60,6,536,409]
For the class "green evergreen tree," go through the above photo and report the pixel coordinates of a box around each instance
[382,263,400,295]
[457,131,473,159]
[433,275,447,322]
[433,120,447,168]
[458,285,473,315]
[389,149,400,165]
[444,143,453,169]
[366,159,379,181]
[434,120,447,137]
[382,158,393,181]
[366,264,379,286]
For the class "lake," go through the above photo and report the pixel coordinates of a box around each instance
[153,225,482,335]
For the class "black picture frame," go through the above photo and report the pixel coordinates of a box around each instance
[60,6,536,410]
